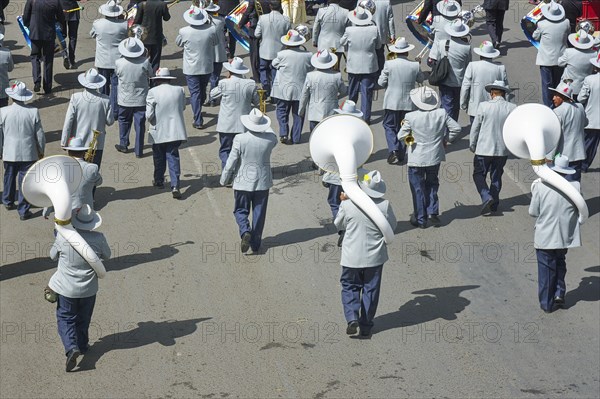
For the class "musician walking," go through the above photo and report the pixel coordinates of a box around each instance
[532,0,570,108]
[469,80,515,215]
[23,0,66,94]
[133,0,170,73]
[62,138,103,210]
[578,54,600,173]
[377,37,424,165]
[239,0,271,83]
[312,0,348,65]
[176,7,217,130]
[483,0,508,49]
[557,29,595,102]
[0,82,45,220]
[429,0,461,46]
[217,0,239,60]
[61,0,81,69]
[372,0,396,74]
[0,33,13,108]
[206,1,228,107]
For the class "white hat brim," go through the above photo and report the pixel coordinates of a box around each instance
[541,5,565,21]
[444,24,470,37]
[548,87,574,101]
[98,4,124,17]
[347,9,373,26]
[568,34,595,50]
[473,47,500,58]
[591,58,600,68]
[78,73,107,89]
[241,114,272,132]
[311,53,338,69]
[410,88,440,111]
[390,44,415,53]
[358,179,386,198]
[63,145,89,151]
[281,36,307,46]
[71,211,103,231]
[550,165,576,174]
[150,76,176,80]
[333,108,363,117]
[436,2,461,17]
[485,84,511,93]
[118,39,145,58]
[184,12,209,26]
[5,88,33,101]
[223,62,250,74]
[206,5,220,12]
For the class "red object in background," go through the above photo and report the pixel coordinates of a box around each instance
[579,0,600,31]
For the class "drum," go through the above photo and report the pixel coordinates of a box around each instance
[17,15,68,59]
[225,1,250,51]
[406,1,433,46]
[521,4,544,49]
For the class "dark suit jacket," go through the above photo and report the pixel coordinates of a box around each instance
[218,0,239,16]
[133,0,170,45]
[239,0,271,35]
[1,0,9,23]
[23,0,66,41]
[561,0,582,32]
[483,0,509,10]
[338,0,356,11]
[417,0,463,24]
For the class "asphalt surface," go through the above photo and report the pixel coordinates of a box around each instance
[1,0,599,397]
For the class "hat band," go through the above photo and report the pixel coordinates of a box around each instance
[530,159,546,166]
[55,217,72,226]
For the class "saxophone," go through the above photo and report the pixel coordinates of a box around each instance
[84,130,100,163]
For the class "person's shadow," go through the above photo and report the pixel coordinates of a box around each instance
[0,257,55,281]
[76,318,212,371]
[372,285,479,335]
[565,265,600,309]
[106,241,194,271]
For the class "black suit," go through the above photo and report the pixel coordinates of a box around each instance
[562,0,582,32]
[60,0,80,66]
[239,0,271,82]
[23,0,66,93]
[218,0,240,59]
[483,0,509,46]
[134,0,171,73]
[417,0,463,24]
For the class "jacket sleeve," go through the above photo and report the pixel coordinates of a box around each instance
[385,201,397,232]
[416,66,424,84]
[145,89,156,125]
[445,114,461,142]
[100,235,112,260]
[333,201,347,231]
[175,31,184,47]
[105,99,114,126]
[578,78,590,103]
[417,0,433,24]
[180,87,186,111]
[298,77,311,117]
[7,51,13,72]
[469,104,483,152]
[90,22,97,38]
[557,51,568,67]
[163,3,170,21]
[35,110,45,157]
[339,30,349,47]
[271,55,282,69]
[460,64,472,110]
[61,97,76,146]
[23,0,32,27]
[220,135,241,185]
[528,182,540,217]
[532,26,542,41]
[388,5,396,41]
[338,76,348,98]
[49,239,60,261]
[133,2,143,25]
[312,12,321,47]
[255,19,262,38]
[398,117,411,140]
[377,62,389,88]
[238,0,255,28]
[56,1,66,32]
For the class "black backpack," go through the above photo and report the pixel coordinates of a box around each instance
[428,40,451,86]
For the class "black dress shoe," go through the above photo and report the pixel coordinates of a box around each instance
[360,326,372,336]
[172,188,182,199]
[152,180,165,189]
[63,58,70,69]
[387,151,399,165]
[429,215,441,227]
[554,296,565,306]
[541,307,553,314]
[115,144,128,153]
[192,123,204,130]
[65,349,80,372]
[481,199,493,215]
[20,211,33,221]
[410,215,426,229]
[4,203,15,210]
[279,137,287,144]
[346,320,359,335]
[44,88,52,95]
[33,83,41,92]
[240,232,251,253]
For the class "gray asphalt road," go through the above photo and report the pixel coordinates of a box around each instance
[1,0,599,397]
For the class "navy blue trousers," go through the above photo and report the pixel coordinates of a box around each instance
[2,161,34,216]
[327,183,343,219]
[348,72,375,123]
[118,105,146,157]
[382,109,407,155]
[540,66,564,108]
[472,155,507,211]
[56,294,96,354]
[152,141,182,189]
[98,68,119,120]
[259,58,277,95]
[340,265,383,327]
[186,74,211,126]
[30,39,54,92]
[583,129,600,172]
[210,62,223,95]
[219,133,236,169]
[439,84,461,122]
[276,99,304,143]
[408,164,440,226]
[234,189,269,252]
[536,248,567,311]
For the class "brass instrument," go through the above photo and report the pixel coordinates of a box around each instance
[400,120,416,146]
[415,38,433,63]
[257,87,267,114]
[330,47,340,71]
[84,130,101,163]
[128,24,147,41]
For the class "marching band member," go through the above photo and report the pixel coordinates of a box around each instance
[429,19,472,122]
[62,137,103,210]
[61,68,114,167]
[49,204,110,371]
[206,0,228,107]
[238,0,272,82]
[271,29,312,144]
[90,0,128,121]
[176,6,217,130]
[114,37,152,157]
[23,0,66,94]
[210,57,259,169]
[429,0,460,46]
[578,54,600,173]
[61,0,81,69]
[0,33,13,108]
[529,155,581,313]
[483,0,509,49]
[0,82,45,220]
[377,37,424,165]
[550,79,587,182]
[220,108,278,254]
[299,49,347,133]
[460,40,508,124]
[255,0,291,97]
[146,68,187,199]
[398,86,461,229]
[312,0,348,66]
[372,0,396,74]
[557,30,595,101]
[340,6,380,124]
[133,0,171,73]
[217,0,239,60]
[335,169,397,337]
[418,0,462,23]
[469,80,516,215]
[532,0,570,108]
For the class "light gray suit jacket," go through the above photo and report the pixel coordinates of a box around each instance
[271,48,313,101]
[299,70,347,122]
[72,157,102,210]
[176,25,217,75]
[255,11,291,61]
[210,16,228,63]
[398,108,461,167]
[429,37,472,88]
[334,197,397,268]
[210,76,259,133]
[469,97,516,156]
[460,60,508,116]
[0,47,14,100]
[578,73,600,129]
[532,18,570,66]
[90,17,129,70]
[373,0,395,48]
[558,48,595,95]
[431,15,452,43]
[529,179,581,249]
[146,84,187,144]
[0,103,45,162]
[378,56,424,111]
[115,56,152,107]
[220,130,278,191]
[312,4,348,50]
[554,101,587,161]
[340,25,380,74]
[61,89,114,151]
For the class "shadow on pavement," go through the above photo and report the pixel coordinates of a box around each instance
[565,265,600,309]
[106,241,194,272]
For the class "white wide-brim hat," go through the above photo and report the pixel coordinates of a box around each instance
[150,67,177,80]
[474,40,500,58]
[0,33,4,43]
[541,0,565,21]
[410,86,440,111]
[281,29,306,46]
[485,80,511,93]
[99,0,123,17]
[347,6,373,26]
[118,37,145,58]
[333,100,363,117]
[184,6,210,26]
[568,30,595,50]
[445,19,470,37]
[5,81,33,101]
[205,1,220,12]
[389,37,415,53]
[71,204,103,231]
[550,154,576,174]
[591,52,600,69]
[436,0,461,17]
[549,80,574,101]
[78,68,107,89]
[311,49,338,69]
[357,169,387,198]
[223,57,250,74]
[63,137,89,151]
[241,108,272,132]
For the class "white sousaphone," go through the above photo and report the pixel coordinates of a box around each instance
[309,114,395,243]
[503,104,589,224]
[21,155,107,278]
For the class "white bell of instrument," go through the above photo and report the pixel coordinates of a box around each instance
[309,114,395,243]
[503,104,589,224]
[21,155,107,278]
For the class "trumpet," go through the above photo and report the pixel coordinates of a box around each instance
[84,130,100,163]
[257,86,267,114]
[401,120,416,146]
[415,38,433,63]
